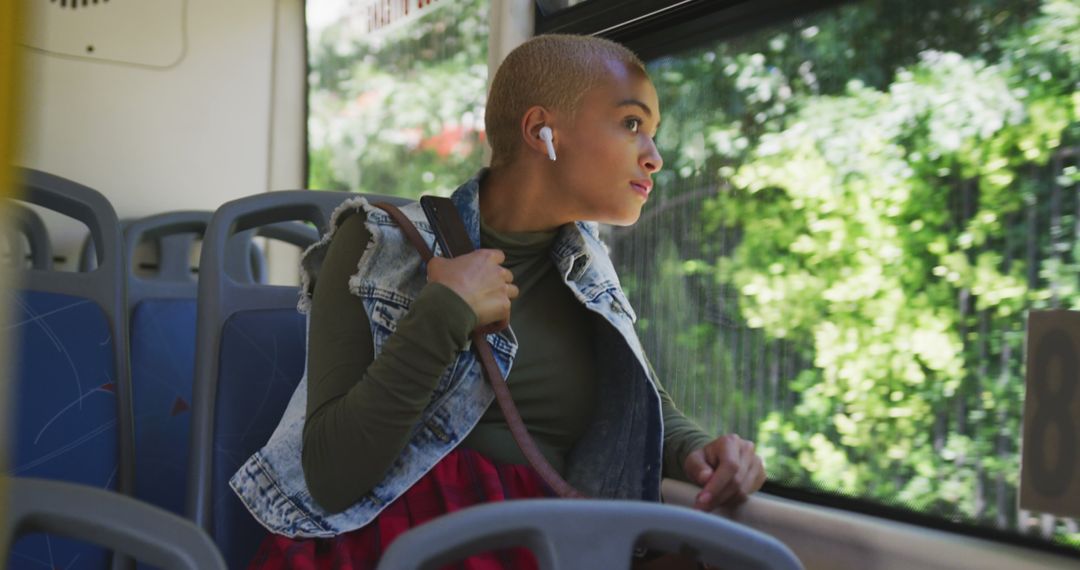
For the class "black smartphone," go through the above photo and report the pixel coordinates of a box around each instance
[420,195,474,258]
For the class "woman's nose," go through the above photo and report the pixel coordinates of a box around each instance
[641,139,663,173]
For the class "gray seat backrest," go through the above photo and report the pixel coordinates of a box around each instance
[376,499,805,570]
[11,168,135,570]
[124,211,212,300]
[79,218,132,273]
[185,190,408,568]
[123,211,321,521]
[124,211,217,521]
[103,210,267,283]
[2,477,226,570]
[231,220,321,284]
[13,167,135,495]
[4,202,51,269]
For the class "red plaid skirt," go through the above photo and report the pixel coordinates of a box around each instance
[247,447,554,570]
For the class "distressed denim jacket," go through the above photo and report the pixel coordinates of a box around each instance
[230,171,664,538]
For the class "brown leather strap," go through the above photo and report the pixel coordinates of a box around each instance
[374,202,435,262]
[373,202,584,499]
[468,328,584,498]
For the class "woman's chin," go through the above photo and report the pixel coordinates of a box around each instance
[600,209,643,227]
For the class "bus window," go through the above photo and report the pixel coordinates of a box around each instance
[578,0,1079,555]
[307,0,490,199]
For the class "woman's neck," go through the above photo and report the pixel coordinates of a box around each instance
[479,161,568,233]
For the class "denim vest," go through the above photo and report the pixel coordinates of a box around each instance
[230,172,664,538]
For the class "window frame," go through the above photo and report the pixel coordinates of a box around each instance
[535,0,855,59]
[764,481,1080,560]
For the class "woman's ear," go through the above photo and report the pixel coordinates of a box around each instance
[520,105,557,160]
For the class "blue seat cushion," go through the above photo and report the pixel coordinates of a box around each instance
[212,308,307,569]
[10,289,118,569]
[131,298,198,517]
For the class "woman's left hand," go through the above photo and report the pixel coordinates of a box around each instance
[682,433,766,511]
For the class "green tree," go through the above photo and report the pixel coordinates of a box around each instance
[308,0,490,198]
[616,0,1079,544]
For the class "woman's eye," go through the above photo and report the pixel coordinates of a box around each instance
[624,118,642,133]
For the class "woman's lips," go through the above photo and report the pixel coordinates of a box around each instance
[630,180,652,198]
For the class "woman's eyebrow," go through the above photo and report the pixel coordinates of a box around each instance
[616,99,654,117]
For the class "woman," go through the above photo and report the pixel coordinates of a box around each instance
[232,34,766,569]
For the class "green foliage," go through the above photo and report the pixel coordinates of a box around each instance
[626,0,1079,541]
[307,0,489,198]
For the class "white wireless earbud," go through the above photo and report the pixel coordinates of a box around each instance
[538,126,556,161]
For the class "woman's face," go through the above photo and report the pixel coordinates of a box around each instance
[552,59,663,226]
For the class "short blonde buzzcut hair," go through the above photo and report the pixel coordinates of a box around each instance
[485,34,646,168]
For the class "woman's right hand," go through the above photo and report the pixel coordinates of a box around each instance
[427,249,518,329]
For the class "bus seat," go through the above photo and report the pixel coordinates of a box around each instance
[83,214,237,280]
[78,219,131,273]
[376,499,805,570]
[3,477,226,570]
[9,168,134,570]
[232,220,321,284]
[124,211,212,522]
[87,214,317,283]
[185,190,409,569]
[126,213,319,520]
[4,202,52,269]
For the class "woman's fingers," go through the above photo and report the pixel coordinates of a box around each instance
[427,249,517,327]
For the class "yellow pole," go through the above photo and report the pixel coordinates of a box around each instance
[0,0,24,551]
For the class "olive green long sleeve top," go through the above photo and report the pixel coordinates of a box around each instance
[302,212,713,514]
